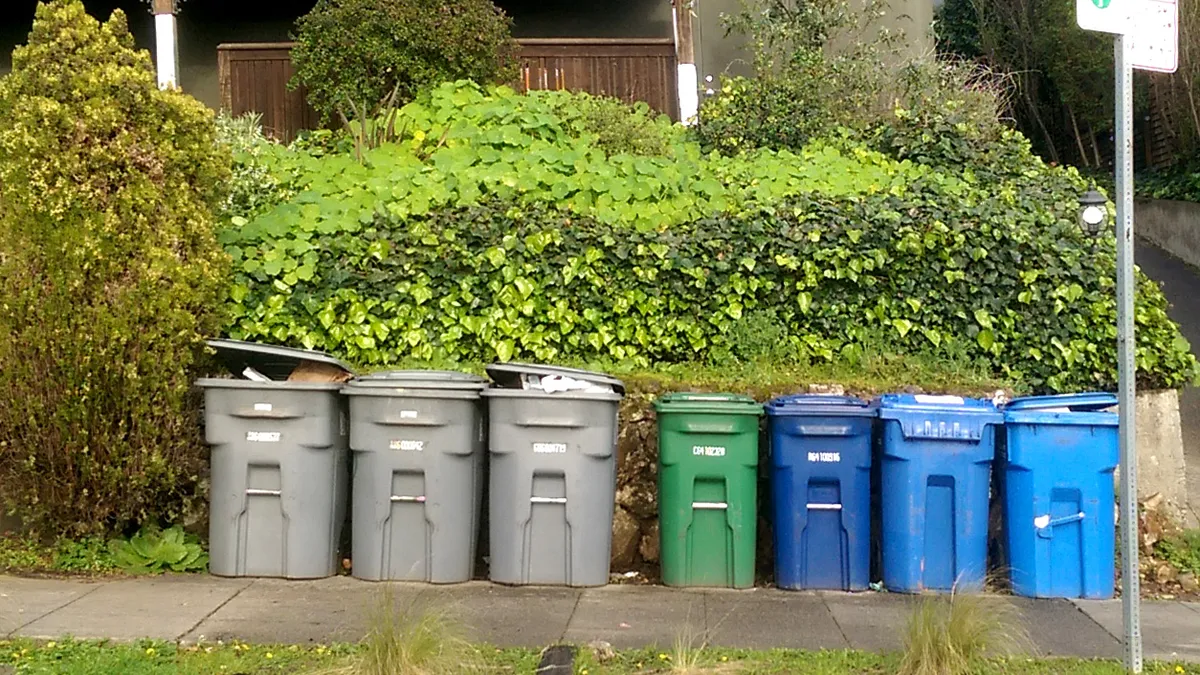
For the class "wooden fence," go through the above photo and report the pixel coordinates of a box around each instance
[218,39,678,142]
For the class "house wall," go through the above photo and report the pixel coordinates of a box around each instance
[692,0,935,86]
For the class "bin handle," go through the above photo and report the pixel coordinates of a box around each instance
[530,496,567,504]
[1035,511,1085,539]
[246,488,282,497]
[232,410,303,420]
[807,503,843,511]
[692,502,728,510]
[391,495,426,503]
[516,419,586,429]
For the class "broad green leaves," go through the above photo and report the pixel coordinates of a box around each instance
[218,83,1198,393]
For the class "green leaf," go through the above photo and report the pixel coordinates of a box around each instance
[495,339,515,362]
[977,329,995,351]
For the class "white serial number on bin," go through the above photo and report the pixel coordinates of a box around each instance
[808,452,841,463]
[246,431,281,443]
[692,446,726,457]
[390,440,424,452]
[533,443,567,454]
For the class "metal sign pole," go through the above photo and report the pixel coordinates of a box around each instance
[1114,32,1143,675]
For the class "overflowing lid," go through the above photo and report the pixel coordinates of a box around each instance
[766,394,876,417]
[486,362,625,395]
[206,339,354,382]
[1004,393,1117,413]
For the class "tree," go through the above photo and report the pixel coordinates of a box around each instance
[0,0,230,536]
[291,0,520,124]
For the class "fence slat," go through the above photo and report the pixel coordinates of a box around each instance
[217,40,679,142]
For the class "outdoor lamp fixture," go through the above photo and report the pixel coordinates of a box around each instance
[1079,188,1108,238]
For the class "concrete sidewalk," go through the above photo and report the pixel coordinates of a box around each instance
[2,575,1199,662]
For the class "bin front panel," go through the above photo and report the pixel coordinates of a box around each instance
[1002,419,1118,599]
[879,419,995,593]
[770,414,872,591]
[657,407,760,589]
[348,393,484,583]
[203,386,348,579]
[486,393,620,587]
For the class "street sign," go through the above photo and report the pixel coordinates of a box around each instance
[1131,0,1179,73]
[1077,0,1131,34]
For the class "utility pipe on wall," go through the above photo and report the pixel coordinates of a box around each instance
[152,0,179,90]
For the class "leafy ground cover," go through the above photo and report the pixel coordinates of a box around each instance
[0,639,1195,675]
[0,536,117,577]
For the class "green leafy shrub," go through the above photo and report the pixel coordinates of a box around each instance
[291,0,519,124]
[0,1,230,537]
[218,82,1196,393]
[219,81,927,234]
[215,112,293,222]
[1138,159,1200,203]
[544,92,685,158]
[1156,530,1200,577]
[108,525,208,574]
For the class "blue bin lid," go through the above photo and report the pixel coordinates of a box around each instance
[1004,392,1117,413]
[1003,392,1118,427]
[878,393,1000,415]
[765,394,876,417]
[878,394,1002,440]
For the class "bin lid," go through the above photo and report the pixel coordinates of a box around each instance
[877,393,1002,440]
[653,392,763,415]
[765,394,876,417]
[486,362,625,395]
[878,393,1000,415]
[206,339,354,381]
[1004,393,1117,413]
[347,370,487,391]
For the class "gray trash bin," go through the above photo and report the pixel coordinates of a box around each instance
[484,363,624,587]
[198,339,351,579]
[343,371,487,583]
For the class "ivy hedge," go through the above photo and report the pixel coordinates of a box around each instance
[220,82,1197,393]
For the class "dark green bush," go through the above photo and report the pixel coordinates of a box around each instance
[224,192,1194,392]
[291,0,519,123]
[0,1,230,537]
[1138,158,1200,203]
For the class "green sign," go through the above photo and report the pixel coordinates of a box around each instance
[1092,0,1111,7]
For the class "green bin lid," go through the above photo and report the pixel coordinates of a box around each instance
[653,392,763,415]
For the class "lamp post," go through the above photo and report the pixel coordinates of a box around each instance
[1079,189,1108,238]
[1078,187,1142,672]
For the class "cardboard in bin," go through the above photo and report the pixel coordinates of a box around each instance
[206,339,354,383]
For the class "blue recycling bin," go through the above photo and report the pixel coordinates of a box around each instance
[767,395,876,591]
[878,394,1002,593]
[1001,393,1119,599]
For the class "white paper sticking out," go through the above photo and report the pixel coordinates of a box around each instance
[914,395,966,405]
[1034,515,1051,529]
[242,367,271,382]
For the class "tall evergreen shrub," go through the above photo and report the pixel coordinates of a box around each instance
[0,1,230,536]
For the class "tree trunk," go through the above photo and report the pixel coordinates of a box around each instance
[1068,106,1090,168]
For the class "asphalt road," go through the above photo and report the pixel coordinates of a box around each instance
[1136,239,1200,525]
